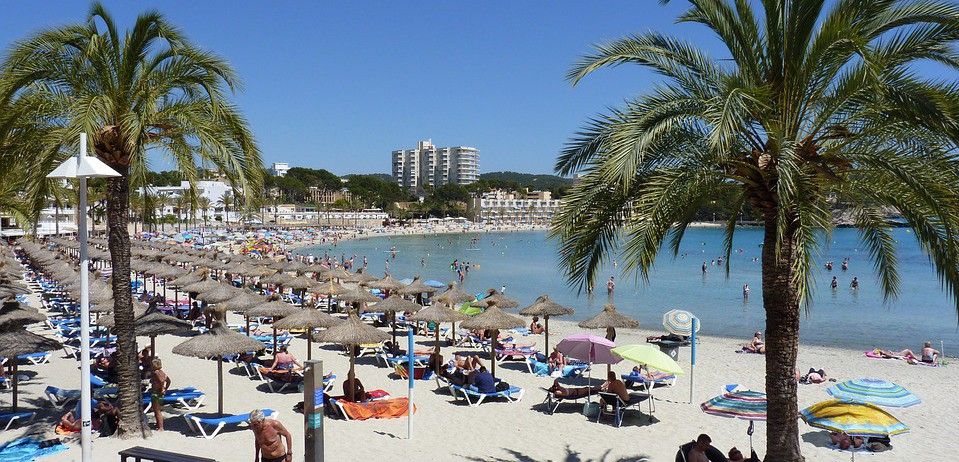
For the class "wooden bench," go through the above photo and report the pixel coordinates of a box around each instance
[119,446,217,462]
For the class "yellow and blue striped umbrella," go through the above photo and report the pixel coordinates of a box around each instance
[827,378,920,408]
[662,309,699,336]
[800,400,909,437]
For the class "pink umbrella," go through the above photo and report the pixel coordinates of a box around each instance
[556,333,622,364]
[556,333,621,399]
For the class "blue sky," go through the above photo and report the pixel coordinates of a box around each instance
[1,1,721,175]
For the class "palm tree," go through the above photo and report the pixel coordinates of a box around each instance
[196,195,211,229]
[554,2,959,460]
[0,3,262,437]
[219,189,234,225]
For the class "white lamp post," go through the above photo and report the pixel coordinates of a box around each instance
[47,133,120,462]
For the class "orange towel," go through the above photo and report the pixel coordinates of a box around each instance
[339,398,415,421]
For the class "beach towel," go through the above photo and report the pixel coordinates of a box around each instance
[337,398,415,420]
[0,438,67,462]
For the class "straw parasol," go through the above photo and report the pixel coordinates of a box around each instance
[0,301,46,327]
[313,312,389,402]
[337,287,381,312]
[364,295,422,349]
[323,267,353,282]
[398,276,439,298]
[410,303,469,371]
[195,283,240,306]
[471,288,519,309]
[366,274,406,294]
[261,272,292,287]
[172,322,265,414]
[132,310,193,363]
[434,283,475,306]
[286,275,319,307]
[520,294,575,353]
[272,308,342,360]
[247,297,299,354]
[351,268,378,285]
[316,279,351,313]
[578,303,639,353]
[0,326,62,411]
[459,304,524,377]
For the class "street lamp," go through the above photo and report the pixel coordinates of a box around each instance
[47,133,120,462]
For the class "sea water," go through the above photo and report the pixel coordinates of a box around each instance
[297,228,958,353]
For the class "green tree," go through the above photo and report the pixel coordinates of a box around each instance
[0,3,262,437]
[554,2,959,460]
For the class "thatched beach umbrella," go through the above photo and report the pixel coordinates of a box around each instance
[219,291,267,336]
[247,298,299,354]
[578,303,640,341]
[351,268,378,285]
[323,267,353,282]
[272,308,342,360]
[434,283,475,344]
[172,322,265,414]
[337,287,380,313]
[410,303,468,370]
[131,310,192,363]
[364,295,422,349]
[471,289,519,309]
[366,274,407,294]
[460,304,524,377]
[313,312,389,402]
[286,275,319,307]
[0,327,62,411]
[520,295,575,353]
[318,280,350,313]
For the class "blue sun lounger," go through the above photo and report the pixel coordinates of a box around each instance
[141,387,206,413]
[0,411,36,431]
[449,384,525,407]
[183,409,277,439]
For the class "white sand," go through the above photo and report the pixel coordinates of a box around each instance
[4,286,954,461]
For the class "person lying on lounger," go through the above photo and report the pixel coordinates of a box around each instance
[873,343,939,364]
[830,432,865,450]
[548,379,599,399]
[547,347,567,370]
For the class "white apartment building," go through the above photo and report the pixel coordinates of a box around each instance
[471,190,562,225]
[269,162,290,177]
[142,180,237,223]
[392,140,479,194]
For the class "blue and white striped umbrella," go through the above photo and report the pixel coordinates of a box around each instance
[662,309,700,336]
[827,378,920,408]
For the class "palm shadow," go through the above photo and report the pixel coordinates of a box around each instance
[457,445,649,462]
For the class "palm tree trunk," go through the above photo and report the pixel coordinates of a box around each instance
[761,216,803,462]
[105,167,149,438]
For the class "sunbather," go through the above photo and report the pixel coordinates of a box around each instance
[149,358,171,431]
[830,431,865,450]
[529,316,544,335]
[57,410,82,433]
[647,333,687,343]
[266,346,302,372]
[741,331,765,354]
[469,366,497,394]
[796,368,831,384]
[548,379,599,400]
[600,370,629,403]
[921,341,941,364]
[547,347,567,370]
[453,354,482,371]
[342,377,370,402]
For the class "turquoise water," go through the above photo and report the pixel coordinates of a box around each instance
[297,228,959,353]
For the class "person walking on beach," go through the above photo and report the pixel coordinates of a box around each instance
[250,409,292,462]
[149,358,171,431]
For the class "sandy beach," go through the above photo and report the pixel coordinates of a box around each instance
[5,279,953,462]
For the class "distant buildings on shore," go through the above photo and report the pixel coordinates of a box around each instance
[471,189,561,225]
[392,140,479,194]
[269,162,290,177]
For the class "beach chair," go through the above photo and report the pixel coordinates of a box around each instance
[182,409,277,439]
[356,343,383,358]
[0,411,36,431]
[622,371,677,393]
[542,386,598,415]
[44,386,81,408]
[253,367,303,393]
[393,363,433,381]
[595,392,649,427]
[450,384,524,407]
[17,352,51,365]
[141,387,206,413]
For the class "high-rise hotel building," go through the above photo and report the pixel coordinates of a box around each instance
[392,140,479,193]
